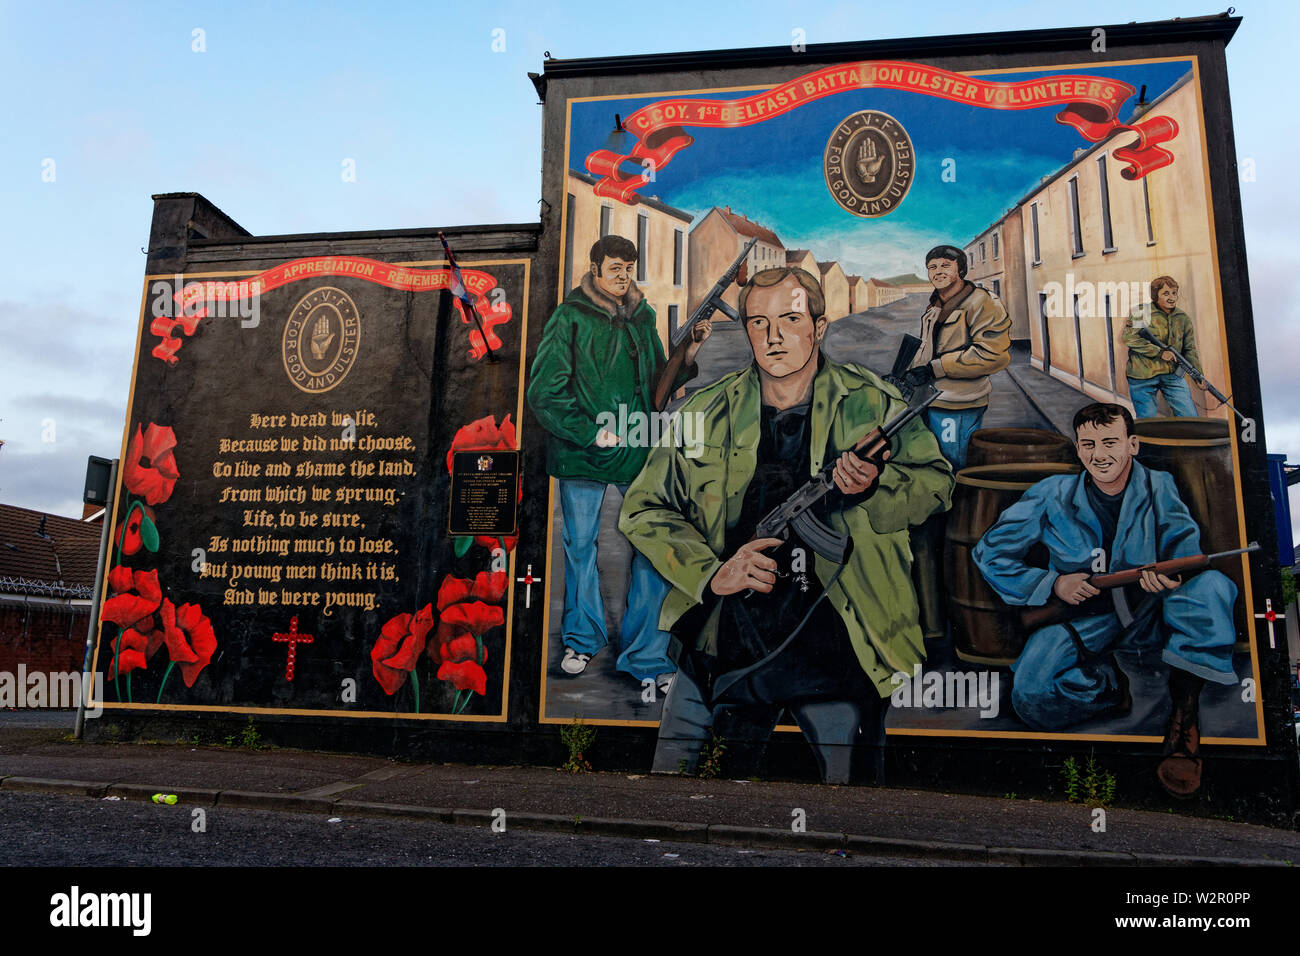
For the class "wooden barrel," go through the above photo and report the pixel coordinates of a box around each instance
[1134,416,1248,648]
[945,463,1081,667]
[966,428,1076,468]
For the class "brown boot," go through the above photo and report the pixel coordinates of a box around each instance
[1157,669,1205,799]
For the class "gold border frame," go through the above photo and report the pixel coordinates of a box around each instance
[537,55,1266,746]
[91,256,532,723]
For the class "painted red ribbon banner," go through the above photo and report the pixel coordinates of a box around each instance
[585,59,1179,204]
[149,255,511,364]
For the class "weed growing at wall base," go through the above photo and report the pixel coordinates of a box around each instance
[1062,753,1117,806]
[560,715,596,773]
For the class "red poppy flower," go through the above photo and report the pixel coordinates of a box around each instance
[123,423,180,506]
[110,625,164,678]
[371,604,435,695]
[114,505,156,557]
[436,571,509,612]
[442,634,485,664]
[437,659,487,696]
[445,414,516,474]
[439,601,505,635]
[159,600,217,688]
[101,567,162,629]
[471,571,508,603]
[436,575,474,612]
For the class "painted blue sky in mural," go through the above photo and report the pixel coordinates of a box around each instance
[567,60,1191,278]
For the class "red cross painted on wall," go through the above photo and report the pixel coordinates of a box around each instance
[272,616,314,681]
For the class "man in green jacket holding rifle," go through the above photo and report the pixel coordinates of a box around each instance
[1122,275,1207,418]
[527,235,707,699]
[620,267,954,783]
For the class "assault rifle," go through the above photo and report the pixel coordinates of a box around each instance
[749,383,941,566]
[652,237,758,411]
[882,334,923,398]
[1136,327,1246,423]
[1020,543,1259,630]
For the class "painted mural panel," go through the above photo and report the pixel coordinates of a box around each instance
[532,55,1264,797]
[93,255,529,721]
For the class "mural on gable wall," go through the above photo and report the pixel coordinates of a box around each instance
[530,56,1264,796]
[94,254,529,723]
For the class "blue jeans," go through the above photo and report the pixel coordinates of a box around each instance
[1128,373,1197,418]
[558,478,673,680]
[924,406,986,471]
[1010,570,1237,731]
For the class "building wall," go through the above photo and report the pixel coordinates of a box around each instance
[865,280,908,309]
[846,278,863,314]
[0,603,89,678]
[1014,76,1225,415]
[1001,212,1029,341]
[786,250,819,277]
[689,208,783,322]
[568,171,690,347]
[819,262,850,320]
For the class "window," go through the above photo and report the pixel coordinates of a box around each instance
[992,233,999,259]
[673,229,684,287]
[1104,294,1117,391]
[980,241,986,262]
[1038,291,1051,368]
[1072,293,1084,379]
[564,194,576,293]
[1068,176,1084,257]
[636,213,648,282]
[992,278,1001,299]
[1142,176,1156,244]
[1031,203,1041,265]
[1097,155,1115,253]
[668,304,679,337]
[599,205,611,237]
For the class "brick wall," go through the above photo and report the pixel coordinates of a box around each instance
[0,604,91,676]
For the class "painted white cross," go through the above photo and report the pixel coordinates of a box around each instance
[1255,598,1284,650]
[516,564,541,609]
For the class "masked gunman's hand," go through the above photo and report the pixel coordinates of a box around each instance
[710,538,784,596]
[593,428,621,448]
[1054,572,1100,606]
[684,319,712,365]
[833,449,887,495]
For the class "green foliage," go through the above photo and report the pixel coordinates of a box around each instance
[1062,752,1117,807]
[1283,571,1297,609]
[677,758,689,774]
[697,733,726,780]
[560,716,596,773]
[1004,792,1017,800]
[225,717,263,750]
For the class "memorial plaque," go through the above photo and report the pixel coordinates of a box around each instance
[448,450,519,537]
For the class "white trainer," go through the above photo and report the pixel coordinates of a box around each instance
[560,647,591,675]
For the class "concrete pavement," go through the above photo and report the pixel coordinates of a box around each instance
[1,717,1295,866]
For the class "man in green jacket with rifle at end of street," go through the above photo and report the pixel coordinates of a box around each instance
[620,266,955,784]
[527,235,709,701]
[1122,275,1207,419]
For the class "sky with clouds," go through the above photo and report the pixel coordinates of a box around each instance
[568,60,1189,280]
[1,0,1297,535]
